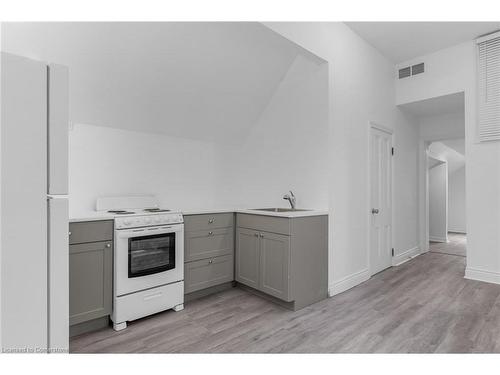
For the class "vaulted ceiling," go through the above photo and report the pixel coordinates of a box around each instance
[1,22,313,141]
[346,22,500,63]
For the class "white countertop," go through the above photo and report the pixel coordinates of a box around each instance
[235,208,328,218]
[69,211,116,223]
[70,207,329,223]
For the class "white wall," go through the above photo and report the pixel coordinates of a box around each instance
[69,51,330,217]
[69,124,218,216]
[448,166,466,233]
[397,41,500,284]
[419,112,465,141]
[263,22,420,294]
[428,161,448,242]
[396,43,473,106]
[214,54,329,210]
[1,22,301,143]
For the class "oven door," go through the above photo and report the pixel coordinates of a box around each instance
[115,224,184,296]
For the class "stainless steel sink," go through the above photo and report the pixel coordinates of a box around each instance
[252,208,310,212]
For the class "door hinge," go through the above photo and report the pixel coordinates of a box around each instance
[391,248,395,256]
[391,147,394,156]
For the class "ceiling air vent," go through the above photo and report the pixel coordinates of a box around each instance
[398,66,411,79]
[411,63,425,75]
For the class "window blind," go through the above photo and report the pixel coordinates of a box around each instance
[477,32,500,142]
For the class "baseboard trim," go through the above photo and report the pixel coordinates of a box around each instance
[70,316,110,337]
[429,236,448,243]
[392,246,420,266]
[448,230,466,234]
[328,268,370,297]
[465,267,500,285]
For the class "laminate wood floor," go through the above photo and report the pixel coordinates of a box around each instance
[430,232,466,257]
[70,251,500,353]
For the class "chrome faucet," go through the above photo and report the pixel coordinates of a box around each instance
[283,191,296,209]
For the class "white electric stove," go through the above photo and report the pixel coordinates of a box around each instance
[96,197,185,331]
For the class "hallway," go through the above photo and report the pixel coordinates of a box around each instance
[430,232,466,257]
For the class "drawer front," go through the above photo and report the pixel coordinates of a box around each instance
[184,213,234,231]
[236,214,290,235]
[69,220,113,245]
[113,282,183,323]
[184,254,234,294]
[185,228,234,262]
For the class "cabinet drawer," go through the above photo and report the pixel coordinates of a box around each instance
[113,282,183,324]
[69,220,113,244]
[237,214,290,235]
[184,213,234,231]
[185,228,234,262]
[184,254,234,294]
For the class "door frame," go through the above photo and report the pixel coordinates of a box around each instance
[427,152,449,243]
[367,121,395,275]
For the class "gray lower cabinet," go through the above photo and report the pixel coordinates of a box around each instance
[184,213,235,295]
[235,227,290,300]
[236,213,328,310]
[69,220,113,334]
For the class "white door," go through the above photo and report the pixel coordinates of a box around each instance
[370,126,393,275]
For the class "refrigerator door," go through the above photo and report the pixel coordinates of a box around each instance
[1,52,48,351]
[48,63,69,195]
[48,196,69,352]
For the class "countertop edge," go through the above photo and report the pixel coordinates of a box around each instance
[70,208,329,222]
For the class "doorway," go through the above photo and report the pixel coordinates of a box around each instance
[399,91,466,259]
[427,138,467,257]
[369,123,393,275]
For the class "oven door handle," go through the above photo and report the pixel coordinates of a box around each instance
[116,225,182,238]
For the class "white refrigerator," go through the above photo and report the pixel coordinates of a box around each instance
[1,52,69,352]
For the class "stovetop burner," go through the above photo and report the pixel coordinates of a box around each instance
[143,208,171,213]
[108,210,135,215]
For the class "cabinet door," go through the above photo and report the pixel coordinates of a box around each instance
[259,232,291,301]
[69,241,112,325]
[235,228,260,289]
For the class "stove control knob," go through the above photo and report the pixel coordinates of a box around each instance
[144,217,151,224]
[123,219,131,226]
